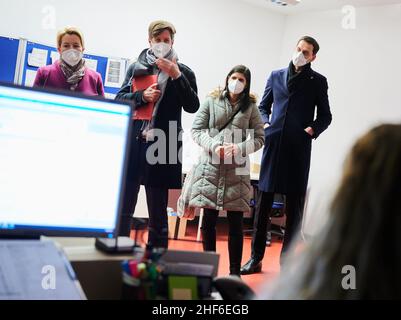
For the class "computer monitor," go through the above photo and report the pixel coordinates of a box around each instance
[0,82,132,238]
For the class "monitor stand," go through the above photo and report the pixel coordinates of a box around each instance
[95,237,136,254]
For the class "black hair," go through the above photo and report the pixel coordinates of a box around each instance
[222,65,253,113]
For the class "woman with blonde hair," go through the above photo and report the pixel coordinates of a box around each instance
[34,26,104,96]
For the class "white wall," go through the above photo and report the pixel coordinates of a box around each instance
[1,0,287,218]
[0,0,286,127]
[279,4,401,235]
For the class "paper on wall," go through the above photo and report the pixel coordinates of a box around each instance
[25,69,37,87]
[27,48,48,68]
[84,58,98,72]
[50,51,60,64]
[105,58,126,88]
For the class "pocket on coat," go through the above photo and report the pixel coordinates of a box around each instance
[302,129,313,140]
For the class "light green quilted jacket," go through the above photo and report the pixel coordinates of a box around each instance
[183,95,264,212]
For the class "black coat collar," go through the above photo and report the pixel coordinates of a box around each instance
[287,61,313,93]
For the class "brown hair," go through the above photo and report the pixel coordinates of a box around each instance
[269,124,401,299]
[298,36,320,55]
[148,20,176,40]
[57,26,84,48]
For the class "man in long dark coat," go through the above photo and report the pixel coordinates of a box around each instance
[116,21,199,248]
[241,36,332,274]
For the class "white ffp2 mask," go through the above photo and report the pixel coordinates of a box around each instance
[292,51,308,68]
[228,80,245,95]
[151,42,171,58]
[61,49,83,67]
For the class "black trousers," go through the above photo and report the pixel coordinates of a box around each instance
[251,191,305,264]
[201,208,243,275]
[119,124,170,248]
[119,180,169,248]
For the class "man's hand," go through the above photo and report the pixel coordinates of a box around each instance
[143,83,161,103]
[156,58,181,79]
[304,126,315,137]
[264,123,270,129]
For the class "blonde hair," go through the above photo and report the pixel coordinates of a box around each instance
[57,26,85,48]
[148,20,176,40]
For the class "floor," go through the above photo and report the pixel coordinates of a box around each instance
[138,218,283,295]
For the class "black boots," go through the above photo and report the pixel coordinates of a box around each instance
[201,226,216,252]
[201,226,243,277]
[240,258,262,275]
[228,232,243,277]
[202,209,244,277]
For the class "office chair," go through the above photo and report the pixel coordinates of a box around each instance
[268,197,286,245]
[244,193,286,247]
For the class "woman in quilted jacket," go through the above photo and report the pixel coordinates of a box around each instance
[188,65,264,276]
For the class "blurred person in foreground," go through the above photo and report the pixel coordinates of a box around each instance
[261,123,401,299]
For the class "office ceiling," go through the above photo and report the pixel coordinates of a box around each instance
[241,0,401,14]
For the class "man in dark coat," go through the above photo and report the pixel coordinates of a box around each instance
[116,20,199,248]
[241,36,332,274]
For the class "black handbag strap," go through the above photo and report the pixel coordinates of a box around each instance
[218,106,242,132]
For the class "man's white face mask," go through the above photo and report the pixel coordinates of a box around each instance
[151,42,171,58]
[292,51,309,68]
[61,49,83,67]
[228,79,245,95]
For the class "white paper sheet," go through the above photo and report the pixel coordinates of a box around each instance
[50,51,60,64]
[27,48,48,68]
[84,58,98,72]
[105,58,126,88]
[0,240,84,300]
[25,69,37,87]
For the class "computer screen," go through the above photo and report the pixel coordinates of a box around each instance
[0,83,132,238]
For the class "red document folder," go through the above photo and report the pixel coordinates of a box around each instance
[132,74,158,120]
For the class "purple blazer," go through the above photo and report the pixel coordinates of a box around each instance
[33,61,105,97]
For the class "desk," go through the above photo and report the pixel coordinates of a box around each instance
[46,237,221,300]
[47,237,133,300]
